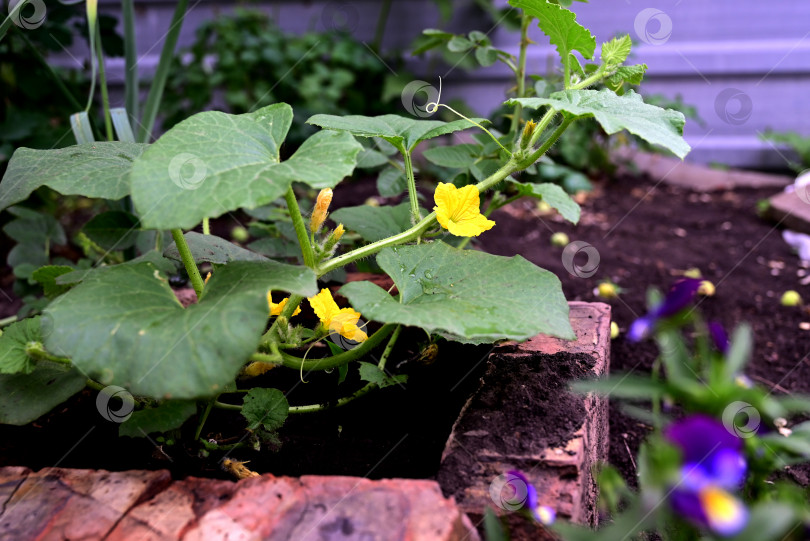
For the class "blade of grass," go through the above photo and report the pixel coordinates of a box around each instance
[0,0,31,43]
[94,19,113,141]
[138,0,189,143]
[84,0,99,111]
[70,112,95,144]
[122,0,139,126]
[111,108,136,143]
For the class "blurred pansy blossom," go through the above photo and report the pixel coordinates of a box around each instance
[707,321,729,354]
[665,415,749,536]
[628,278,702,341]
[505,470,556,525]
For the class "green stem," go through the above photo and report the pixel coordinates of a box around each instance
[377,324,401,371]
[262,294,305,345]
[194,400,214,440]
[317,159,522,277]
[85,379,105,392]
[278,323,396,371]
[527,109,558,149]
[25,343,71,365]
[403,151,421,224]
[571,64,607,90]
[138,0,189,142]
[122,0,139,126]
[523,117,573,167]
[19,34,83,111]
[171,229,204,298]
[509,13,531,137]
[213,401,241,411]
[202,218,210,235]
[371,0,392,52]
[288,382,377,414]
[0,315,17,328]
[249,351,282,364]
[94,20,114,141]
[284,187,316,268]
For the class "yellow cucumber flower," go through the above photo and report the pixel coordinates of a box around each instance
[308,288,368,342]
[310,188,333,233]
[433,182,495,237]
[267,291,301,317]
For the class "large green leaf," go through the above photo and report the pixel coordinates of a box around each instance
[82,211,140,251]
[0,143,147,211]
[509,90,690,159]
[509,0,596,60]
[508,180,580,224]
[119,400,197,437]
[307,114,485,153]
[164,232,269,264]
[340,242,574,343]
[130,103,362,230]
[330,203,420,242]
[423,144,481,168]
[44,260,317,399]
[0,366,87,425]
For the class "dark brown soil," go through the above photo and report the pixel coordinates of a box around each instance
[438,350,594,502]
[1,168,808,492]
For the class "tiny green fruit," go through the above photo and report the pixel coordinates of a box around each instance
[550,232,569,247]
[231,226,249,243]
[781,290,802,307]
[610,321,619,339]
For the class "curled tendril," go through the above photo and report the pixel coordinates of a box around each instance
[427,77,512,156]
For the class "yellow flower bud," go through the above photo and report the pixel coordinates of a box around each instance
[310,188,333,233]
[520,120,537,151]
[204,272,212,284]
[333,223,345,241]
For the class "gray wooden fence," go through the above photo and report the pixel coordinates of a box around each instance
[55,1,810,168]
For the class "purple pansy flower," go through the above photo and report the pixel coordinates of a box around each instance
[505,470,556,525]
[665,415,749,536]
[708,322,729,354]
[628,279,702,342]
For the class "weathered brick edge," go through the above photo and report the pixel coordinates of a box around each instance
[438,302,611,528]
[0,467,480,540]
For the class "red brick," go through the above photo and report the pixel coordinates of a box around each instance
[438,302,611,531]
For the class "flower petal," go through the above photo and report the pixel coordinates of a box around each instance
[699,486,748,536]
[433,182,495,237]
[308,288,339,325]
